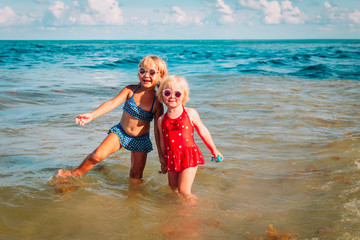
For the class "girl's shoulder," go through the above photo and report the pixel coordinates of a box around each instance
[124,84,139,92]
[185,107,196,115]
[185,107,200,124]
[121,84,140,97]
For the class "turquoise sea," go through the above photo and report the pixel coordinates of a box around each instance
[1,40,360,239]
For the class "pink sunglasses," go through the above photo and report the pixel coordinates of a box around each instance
[138,67,159,76]
[162,89,183,98]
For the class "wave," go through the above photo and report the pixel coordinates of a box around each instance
[291,64,333,79]
[81,57,140,70]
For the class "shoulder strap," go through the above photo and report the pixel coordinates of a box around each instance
[131,85,141,98]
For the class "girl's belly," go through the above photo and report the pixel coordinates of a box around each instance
[120,112,151,137]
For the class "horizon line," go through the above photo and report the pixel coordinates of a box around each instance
[1,38,359,41]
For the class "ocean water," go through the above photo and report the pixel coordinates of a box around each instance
[0,40,360,239]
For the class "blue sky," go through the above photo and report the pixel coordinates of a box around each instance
[0,0,359,39]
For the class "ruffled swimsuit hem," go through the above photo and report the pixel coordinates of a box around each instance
[165,145,204,172]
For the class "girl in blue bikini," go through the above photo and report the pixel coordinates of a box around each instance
[56,56,167,180]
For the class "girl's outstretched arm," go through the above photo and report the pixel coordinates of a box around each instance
[187,108,223,161]
[75,86,131,126]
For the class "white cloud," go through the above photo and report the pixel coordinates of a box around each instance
[194,17,203,25]
[217,0,233,15]
[324,1,332,10]
[0,6,18,26]
[260,0,282,24]
[281,0,305,24]
[303,1,360,34]
[172,6,192,24]
[45,0,123,26]
[239,0,306,24]
[239,0,262,10]
[162,6,203,25]
[0,6,32,26]
[324,1,346,22]
[77,13,96,25]
[88,0,123,25]
[349,10,360,24]
[216,0,235,23]
[48,1,68,19]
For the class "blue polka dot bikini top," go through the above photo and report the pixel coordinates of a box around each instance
[123,85,155,122]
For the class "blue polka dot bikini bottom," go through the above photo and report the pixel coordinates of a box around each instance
[109,123,153,153]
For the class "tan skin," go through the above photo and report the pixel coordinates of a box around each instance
[56,62,164,180]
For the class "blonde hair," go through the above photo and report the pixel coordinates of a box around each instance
[138,56,168,78]
[157,75,190,106]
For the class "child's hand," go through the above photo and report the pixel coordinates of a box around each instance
[160,162,168,174]
[75,113,93,126]
[211,151,223,163]
[56,169,79,177]
[158,157,168,174]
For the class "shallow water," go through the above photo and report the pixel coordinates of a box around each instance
[1,40,360,239]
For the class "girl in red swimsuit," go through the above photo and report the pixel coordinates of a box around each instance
[157,75,223,200]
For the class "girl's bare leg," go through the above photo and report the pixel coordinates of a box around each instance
[129,151,147,181]
[168,171,179,193]
[178,166,198,198]
[57,133,121,177]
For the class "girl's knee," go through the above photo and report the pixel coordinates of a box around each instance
[168,183,178,192]
[178,186,191,196]
[129,163,145,179]
[129,170,143,179]
[90,150,106,163]
[130,152,147,179]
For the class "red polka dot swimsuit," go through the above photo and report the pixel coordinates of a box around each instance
[161,107,204,172]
